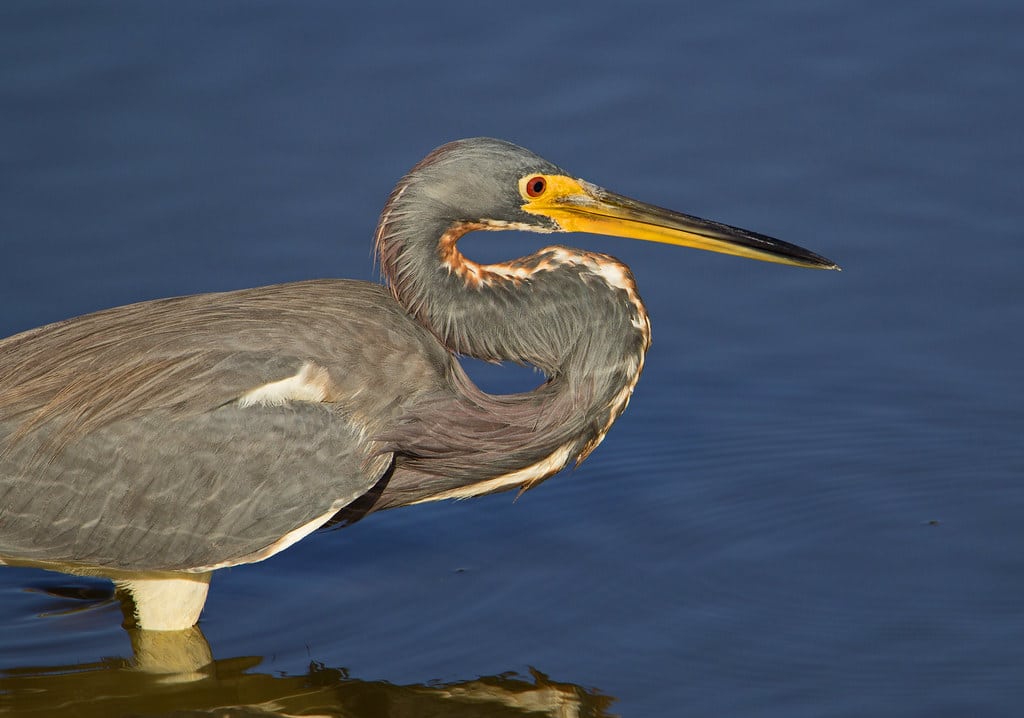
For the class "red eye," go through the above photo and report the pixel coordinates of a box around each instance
[525,176,547,197]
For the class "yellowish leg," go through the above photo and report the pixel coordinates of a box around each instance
[115,572,212,631]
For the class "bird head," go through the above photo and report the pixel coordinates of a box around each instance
[408,137,838,271]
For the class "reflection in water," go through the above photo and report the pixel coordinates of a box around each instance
[3,600,616,717]
[3,654,616,717]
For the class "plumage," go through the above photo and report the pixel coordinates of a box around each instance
[0,281,437,570]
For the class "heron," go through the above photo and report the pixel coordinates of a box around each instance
[0,138,837,631]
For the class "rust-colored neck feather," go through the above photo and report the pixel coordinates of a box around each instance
[372,162,652,499]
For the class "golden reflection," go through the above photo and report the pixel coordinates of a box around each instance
[2,590,617,717]
[3,644,616,717]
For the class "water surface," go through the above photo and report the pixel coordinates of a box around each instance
[2,2,1022,716]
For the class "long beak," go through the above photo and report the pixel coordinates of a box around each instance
[522,176,839,270]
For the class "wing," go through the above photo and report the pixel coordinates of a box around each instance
[0,403,391,572]
[0,280,451,439]
[0,280,454,572]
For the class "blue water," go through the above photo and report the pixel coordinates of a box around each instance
[2,2,1023,716]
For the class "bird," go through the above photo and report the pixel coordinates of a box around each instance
[0,138,838,631]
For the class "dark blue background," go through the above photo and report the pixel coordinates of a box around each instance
[2,2,1022,716]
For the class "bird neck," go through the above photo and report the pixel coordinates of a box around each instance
[375,181,652,471]
[375,184,651,381]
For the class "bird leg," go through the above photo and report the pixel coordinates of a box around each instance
[114,572,212,631]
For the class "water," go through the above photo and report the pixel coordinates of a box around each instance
[2,1,1022,716]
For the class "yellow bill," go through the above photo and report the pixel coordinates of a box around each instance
[520,174,839,270]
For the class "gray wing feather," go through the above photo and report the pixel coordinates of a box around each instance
[0,280,450,439]
[0,279,454,572]
[0,404,390,571]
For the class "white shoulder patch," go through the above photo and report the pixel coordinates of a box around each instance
[237,362,334,408]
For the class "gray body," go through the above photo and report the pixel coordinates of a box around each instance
[0,264,644,572]
[0,281,448,571]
